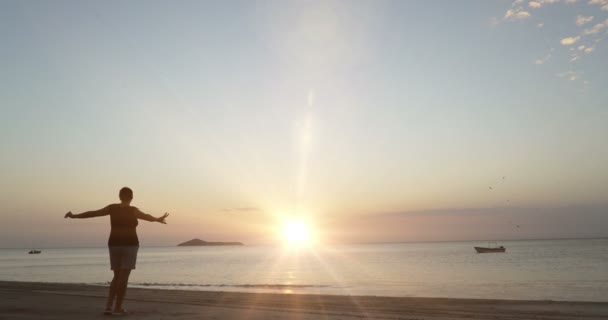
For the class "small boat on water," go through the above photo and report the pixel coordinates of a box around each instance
[474,246,505,253]
[474,242,505,253]
[28,249,41,254]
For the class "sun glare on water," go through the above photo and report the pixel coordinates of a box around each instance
[283,221,314,246]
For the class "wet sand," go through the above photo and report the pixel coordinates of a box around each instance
[1,281,607,319]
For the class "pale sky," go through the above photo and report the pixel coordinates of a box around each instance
[1,0,607,247]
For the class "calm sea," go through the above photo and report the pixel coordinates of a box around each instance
[1,239,607,302]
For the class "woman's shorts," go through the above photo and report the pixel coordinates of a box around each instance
[109,246,139,270]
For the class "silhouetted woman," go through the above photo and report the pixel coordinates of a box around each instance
[64,187,169,315]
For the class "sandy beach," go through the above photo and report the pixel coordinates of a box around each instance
[1,281,607,319]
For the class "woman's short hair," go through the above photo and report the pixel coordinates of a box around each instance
[119,187,133,201]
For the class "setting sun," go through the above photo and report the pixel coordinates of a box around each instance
[283,221,313,245]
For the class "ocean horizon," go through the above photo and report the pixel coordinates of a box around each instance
[5,236,608,249]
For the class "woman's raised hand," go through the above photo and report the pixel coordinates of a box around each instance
[157,212,169,224]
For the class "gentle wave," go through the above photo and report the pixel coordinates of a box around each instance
[97,282,332,290]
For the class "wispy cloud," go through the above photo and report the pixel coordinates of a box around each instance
[222,207,261,213]
[557,70,582,81]
[535,53,552,64]
[500,0,533,21]
[498,0,606,85]
[577,45,595,52]
[561,36,581,45]
[576,15,594,26]
[589,0,608,11]
[530,0,568,7]
[505,8,532,20]
[569,53,582,61]
[583,18,608,35]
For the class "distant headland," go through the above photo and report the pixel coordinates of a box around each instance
[177,238,244,246]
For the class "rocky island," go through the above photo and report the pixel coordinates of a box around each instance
[177,238,244,246]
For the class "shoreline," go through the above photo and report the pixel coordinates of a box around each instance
[2,281,608,319]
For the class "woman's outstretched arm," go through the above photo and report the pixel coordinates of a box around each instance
[65,206,111,219]
[135,209,169,224]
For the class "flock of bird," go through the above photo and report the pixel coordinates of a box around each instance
[488,176,508,201]
[488,176,521,230]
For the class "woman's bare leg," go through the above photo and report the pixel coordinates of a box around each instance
[114,269,132,312]
[105,270,119,310]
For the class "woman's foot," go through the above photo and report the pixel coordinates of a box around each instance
[103,308,113,315]
[113,309,129,316]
